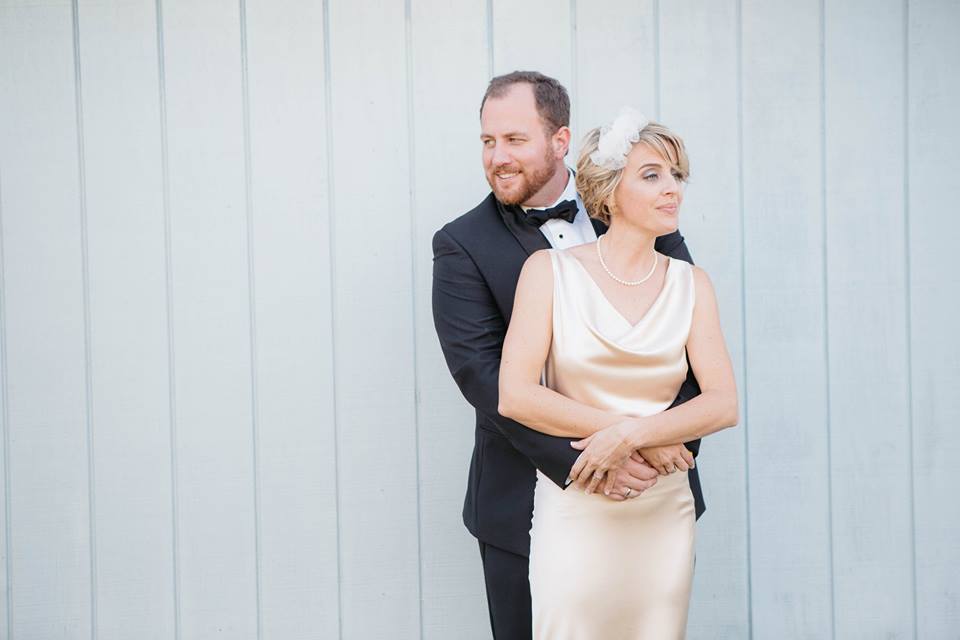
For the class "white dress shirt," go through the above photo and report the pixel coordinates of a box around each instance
[522,169,598,249]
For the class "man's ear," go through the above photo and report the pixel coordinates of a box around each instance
[552,126,571,158]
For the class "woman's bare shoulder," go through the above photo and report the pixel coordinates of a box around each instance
[689,264,714,287]
[519,249,554,283]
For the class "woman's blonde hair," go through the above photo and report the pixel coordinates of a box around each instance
[576,122,690,225]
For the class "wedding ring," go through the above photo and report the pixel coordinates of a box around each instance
[593,471,604,480]
[666,465,675,473]
[623,487,632,498]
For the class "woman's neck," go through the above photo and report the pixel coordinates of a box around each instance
[600,219,657,278]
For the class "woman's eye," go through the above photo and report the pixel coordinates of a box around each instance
[671,171,684,181]
[643,173,658,181]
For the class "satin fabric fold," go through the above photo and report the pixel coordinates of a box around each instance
[530,249,697,639]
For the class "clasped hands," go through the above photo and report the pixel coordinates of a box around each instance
[567,419,694,500]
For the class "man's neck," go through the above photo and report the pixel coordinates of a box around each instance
[521,165,570,208]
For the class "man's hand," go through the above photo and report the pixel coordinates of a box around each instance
[637,444,695,476]
[575,452,659,501]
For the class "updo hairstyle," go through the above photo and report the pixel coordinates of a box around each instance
[575,122,690,225]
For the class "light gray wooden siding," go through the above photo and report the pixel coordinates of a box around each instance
[0,1,956,638]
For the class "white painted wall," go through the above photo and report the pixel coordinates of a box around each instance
[0,1,956,638]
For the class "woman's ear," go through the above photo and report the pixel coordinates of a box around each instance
[605,193,618,219]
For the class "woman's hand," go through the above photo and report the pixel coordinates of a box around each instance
[637,444,695,476]
[569,419,640,494]
[596,452,660,501]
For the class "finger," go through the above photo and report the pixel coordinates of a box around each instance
[682,448,695,468]
[620,478,651,498]
[673,455,690,472]
[575,460,593,486]
[585,470,604,494]
[602,472,617,496]
[585,469,603,493]
[569,453,586,484]
[569,434,593,451]
[630,461,659,482]
[635,477,657,493]
[631,454,653,469]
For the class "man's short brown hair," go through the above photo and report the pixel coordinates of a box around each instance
[480,70,570,135]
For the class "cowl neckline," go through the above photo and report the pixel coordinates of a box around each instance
[556,249,676,333]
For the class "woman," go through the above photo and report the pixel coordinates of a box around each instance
[498,108,738,638]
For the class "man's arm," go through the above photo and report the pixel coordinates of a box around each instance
[432,227,580,488]
[432,227,702,489]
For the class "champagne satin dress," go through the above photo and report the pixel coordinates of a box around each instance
[529,248,696,639]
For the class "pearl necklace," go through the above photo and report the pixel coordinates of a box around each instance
[595,234,658,286]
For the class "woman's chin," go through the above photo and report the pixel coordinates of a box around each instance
[658,218,680,235]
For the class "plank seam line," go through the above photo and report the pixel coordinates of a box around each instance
[320,2,344,637]
[902,1,918,636]
[154,1,182,636]
[486,0,494,77]
[71,2,99,637]
[238,2,264,638]
[402,1,425,637]
[0,113,13,640]
[735,0,753,635]
[570,0,577,138]
[654,0,661,120]
[819,1,837,636]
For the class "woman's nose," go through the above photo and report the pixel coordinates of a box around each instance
[662,173,679,193]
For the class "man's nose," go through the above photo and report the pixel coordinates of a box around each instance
[490,143,512,167]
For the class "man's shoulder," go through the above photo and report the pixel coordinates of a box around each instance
[438,192,500,241]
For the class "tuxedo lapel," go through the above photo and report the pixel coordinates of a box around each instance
[495,199,551,256]
[590,216,608,238]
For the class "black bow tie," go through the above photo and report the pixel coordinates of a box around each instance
[522,199,578,227]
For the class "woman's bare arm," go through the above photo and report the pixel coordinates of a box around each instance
[498,250,624,438]
[630,266,739,445]
[569,266,739,487]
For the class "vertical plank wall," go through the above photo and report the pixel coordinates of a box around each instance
[910,0,960,636]
[660,1,750,636]
[161,1,259,637]
[0,1,957,638]
[0,2,92,638]
[244,0,340,637]
[76,2,176,638]
[742,0,832,636]
[409,0,490,637]
[825,1,914,637]
[326,0,420,637]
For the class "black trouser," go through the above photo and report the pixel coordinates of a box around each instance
[478,541,532,640]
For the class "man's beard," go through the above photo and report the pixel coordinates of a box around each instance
[487,151,559,206]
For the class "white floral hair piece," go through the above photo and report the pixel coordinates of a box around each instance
[589,107,650,170]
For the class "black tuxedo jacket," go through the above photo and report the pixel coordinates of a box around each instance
[432,192,704,556]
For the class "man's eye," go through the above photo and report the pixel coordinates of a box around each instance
[482,139,494,147]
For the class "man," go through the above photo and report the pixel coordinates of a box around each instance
[431,71,704,639]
